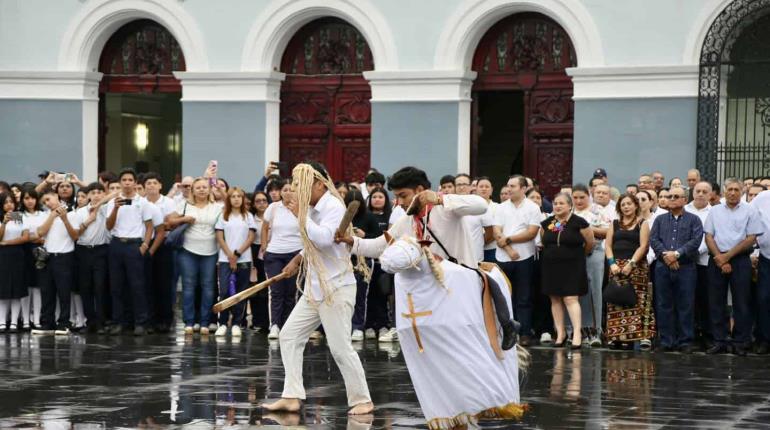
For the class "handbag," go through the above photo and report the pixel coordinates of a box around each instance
[165,203,189,248]
[603,275,637,307]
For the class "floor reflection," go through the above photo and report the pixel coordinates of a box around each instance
[1,331,769,428]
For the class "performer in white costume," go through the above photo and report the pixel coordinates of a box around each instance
[379,236,528,429]
[338,166,519,349]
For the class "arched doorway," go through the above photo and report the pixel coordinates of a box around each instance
[279,17,373,182]
[471,13,576,197]
[697,0,770,182]
[98,19,185,186]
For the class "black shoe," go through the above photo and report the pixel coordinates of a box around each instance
[706,344,727,355]
[85,324,99,334]
[661,345,676,353]
[518,335,532,348]
[679,344,696,354]
[733,345,748,357]
[570,342,582,350]
[96,325,107,335]
[134,326,147,336]
[108,325,123,336]
[146,326,155,335]
[756,342,770,355]
[501,320,520,350]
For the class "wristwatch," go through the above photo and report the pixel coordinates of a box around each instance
[234,250,242,258]
[674,251,681,260]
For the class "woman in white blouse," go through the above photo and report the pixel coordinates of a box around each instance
[167,178,223,335]
[21,188,47,330]
[247,191,270,332]
[260,179,302,339]
[0,192,29,332]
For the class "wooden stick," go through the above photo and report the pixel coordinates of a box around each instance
[336,200,360,237]
[212,273,288,313]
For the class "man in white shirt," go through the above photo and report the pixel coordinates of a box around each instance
[684,181,713,349]
[455,174,495,264]
[704,178,764,356]
[32,190,80,335]
[142,172,174,333]
[750,189,770,355]
[493,175,542,346]
[75,183,112,333]
[263,162,373,416]
[104,168,154,336]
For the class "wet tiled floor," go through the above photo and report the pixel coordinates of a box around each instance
[1,330,769,429]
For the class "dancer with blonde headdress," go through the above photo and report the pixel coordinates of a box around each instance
[261,161,374,416]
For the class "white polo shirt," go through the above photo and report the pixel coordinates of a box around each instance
[23,210,49,241]
[494,198,542,262]
[2,219,26,241]
[76,204,111,246]
[44,212,81,254]
[147,194,176,221]
[103,195,154,239]
[463,205,495,263]
[215,212,257,263]
[264,202,302,254]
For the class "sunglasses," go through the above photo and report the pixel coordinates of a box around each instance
[665,195,685,200]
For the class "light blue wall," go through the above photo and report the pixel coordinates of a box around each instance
[0,99,82,182]
[182,102,265,189]
[371,102,459,188]
[573,97,698,189]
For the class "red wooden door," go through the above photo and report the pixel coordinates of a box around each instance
[472,13,576,197]
[280,18,373,182]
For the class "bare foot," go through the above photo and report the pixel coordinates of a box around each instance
[261,397,301,412]
[348,401,374,415]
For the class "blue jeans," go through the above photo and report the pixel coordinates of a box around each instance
[708,254,752,347]
[655,261,697,347]
[178,249,217,327]
[757,256,770,343]
[499,257,534,336]
[217,262,250,326]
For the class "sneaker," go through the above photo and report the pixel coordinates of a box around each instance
[365,328,377,339]
[540,332,553,345]
[268,325,280,339]
[309,330,324,339]
[54,325,70,336]
[108,325,123,336]
[193,323,201,333]
[378,327,398,342]
[31,326,55,335]
[639,339,652,351]
[378,327,389,339]
[200,327,210,336]
[351,329,364,341]
[215,325,228,336]
[7,324,18,334]
[590,335,603,347]
[231,325,242,337]
[208,323,217,332]
[184,326,194,335]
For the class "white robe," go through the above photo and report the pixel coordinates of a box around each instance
[390,256,523,428]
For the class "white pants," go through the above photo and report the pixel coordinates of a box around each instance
[279,284,371,407]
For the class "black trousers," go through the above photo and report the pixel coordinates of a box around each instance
[248,244,269,329]
[694,264,711,343]
[109,240,148,327]
[41,252,74,329]
[365,262,390,330]
[145,244,173,327]
[75,244,109,327]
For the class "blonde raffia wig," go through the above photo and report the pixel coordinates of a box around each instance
[291,163,369,304]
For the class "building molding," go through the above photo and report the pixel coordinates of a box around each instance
[567,65,700,100]
[0,71,103,100]
[682,0,733,65]
[58,0,209,72]
[173,71,285,102]
[241,0,399,71]
[434,0,605,71]
[363,70,477,102]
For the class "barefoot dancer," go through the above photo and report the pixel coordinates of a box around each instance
[262,162,373,415]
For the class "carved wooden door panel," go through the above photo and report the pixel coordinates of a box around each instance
[472,13,576,197]
[280,18,373,182]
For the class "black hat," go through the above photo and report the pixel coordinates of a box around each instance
[592,168,607,178]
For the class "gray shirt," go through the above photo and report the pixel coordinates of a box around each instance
[703,202,764,253]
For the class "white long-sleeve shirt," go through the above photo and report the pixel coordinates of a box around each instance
[302,191,356,301]
[352,194,488,269]
[684,202,711,266]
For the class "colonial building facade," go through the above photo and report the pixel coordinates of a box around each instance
[0,0,765,192]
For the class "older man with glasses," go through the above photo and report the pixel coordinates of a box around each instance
[650,187,703,353]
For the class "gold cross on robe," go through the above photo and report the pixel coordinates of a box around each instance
[401,293,432,353]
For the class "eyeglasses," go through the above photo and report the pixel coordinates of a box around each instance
[666,195,685,200]
[254,199,268,203]
[181,184,191,188]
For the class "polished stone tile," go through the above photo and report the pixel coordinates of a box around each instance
[0,331,769,429]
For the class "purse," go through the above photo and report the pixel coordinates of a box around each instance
[603,275,637,307]
[165,202,189,248]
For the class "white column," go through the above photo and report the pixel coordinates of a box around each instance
[362,70,477,174]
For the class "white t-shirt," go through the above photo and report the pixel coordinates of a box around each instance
[44,212,81,254]
[264,202,302,254]
[177,201,222,256]
[215,212,257,263]
[2,219,27,241]
[23,210,48,241]
[103,196,154,239]
[76,204,111,246]
[494,198,542,262]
